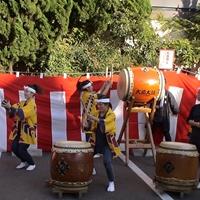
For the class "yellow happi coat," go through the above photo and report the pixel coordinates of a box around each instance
[81,91,97,115]
[81,91,98,133]
[89,108,121,158]
[9,98,37,145]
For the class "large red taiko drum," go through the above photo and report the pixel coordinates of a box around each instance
[50,141,94,188]
[117,67,165,103]
[155,142,199,192]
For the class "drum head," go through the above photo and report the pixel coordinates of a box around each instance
[54,140,91,149]
[117,69,130,100]
[159,141,197,150]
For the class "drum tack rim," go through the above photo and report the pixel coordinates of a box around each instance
[52,141,94,153]
[157,142,199,157]
[159,141,198,150]
[157,69,165,101]
[117,69,128,100]
[127,67,134,100]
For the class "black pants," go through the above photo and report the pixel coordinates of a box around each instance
[152,121,172,141]
[94,146,114,182]
[12,136,34,165]
[189,135,200,154]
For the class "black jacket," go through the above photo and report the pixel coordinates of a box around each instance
[153,90,179,132]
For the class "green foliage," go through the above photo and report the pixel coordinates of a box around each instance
[162,39,196,66]
[122,21,161,66]
[69,0,152,38]
[65,0,158,71]
[0,0,198,74]
[108,0,152,38]
[0,0,73,72]
[156,11,200,67]
[47,36,132,76]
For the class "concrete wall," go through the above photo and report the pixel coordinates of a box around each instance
[150,0,200,18]
[151,0,200,8]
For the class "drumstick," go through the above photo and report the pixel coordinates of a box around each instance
[81,94,94,128]
[109,65,114,87]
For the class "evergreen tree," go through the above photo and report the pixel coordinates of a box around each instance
[69,0,152,38]
[68,0,157,66]
[0,0,73,72]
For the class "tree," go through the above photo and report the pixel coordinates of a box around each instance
[68,0,159,67]
[47,35,129,75]
[158,9,200,67]
[69,0,152,38]
[0,0,73,73]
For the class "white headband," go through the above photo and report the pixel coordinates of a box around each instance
[24,86,36,94]
[96,98,110,103]
[82,82,92,89]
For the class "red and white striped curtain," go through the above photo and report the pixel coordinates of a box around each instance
[0,71,199,152]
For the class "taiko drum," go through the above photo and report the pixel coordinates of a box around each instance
[155,142,199,192]
[117,67,165,103]
[51,141,94,188]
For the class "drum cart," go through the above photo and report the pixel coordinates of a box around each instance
[155,182,198,199]
[48,141,93,199]
[47,179,91,199]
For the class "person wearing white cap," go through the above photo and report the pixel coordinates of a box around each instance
[1,84,42,171]
[87,95,121,192]
[76,78,112,142]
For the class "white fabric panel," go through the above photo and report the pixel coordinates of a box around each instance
[138,113,146,140]
[50,92,67,145]
[80,93,86,141]
[0,89,7,151]
[168,86,184,141]
[110,90,124,140]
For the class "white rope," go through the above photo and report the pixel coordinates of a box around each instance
[0,69,120,77]
[0,67,199,77]
[119,154,175,200]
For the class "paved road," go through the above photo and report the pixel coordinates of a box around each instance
[0,152,199,200]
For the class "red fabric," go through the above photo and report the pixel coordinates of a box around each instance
[0,72,199,151]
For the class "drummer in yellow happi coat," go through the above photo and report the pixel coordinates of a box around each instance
[88,95,121,192]
[1,84,42,171]
[76,78,112,141]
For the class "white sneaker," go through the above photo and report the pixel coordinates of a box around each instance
[16,162,27,169]
[197,182,200,189]
[26,164,36,171]
[92,168,96,175]
[93,154,101,158]
[107,181,115,192]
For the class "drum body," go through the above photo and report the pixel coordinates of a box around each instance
[117,67,165,103]
[51,141,94,188]
[155,142,199,192]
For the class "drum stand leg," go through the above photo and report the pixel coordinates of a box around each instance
[117,98,157,165]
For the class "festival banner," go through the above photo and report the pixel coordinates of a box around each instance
[0,71,198,152]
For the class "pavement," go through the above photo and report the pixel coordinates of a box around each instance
[0,152,200,200]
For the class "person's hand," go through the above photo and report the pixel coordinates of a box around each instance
[105,79,112,88]
[1,99,11,109]
[88,114,99,122]
[196,122,200,128]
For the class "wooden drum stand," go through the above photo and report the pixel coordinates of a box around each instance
[117,97,157,165]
